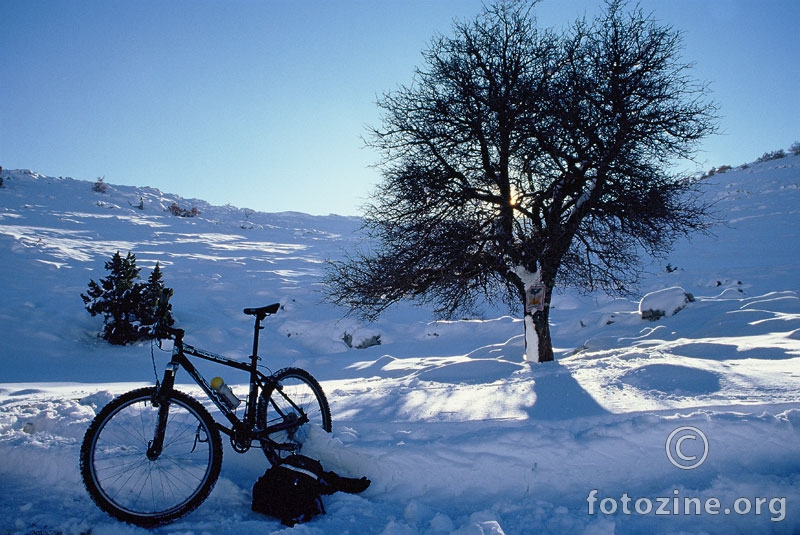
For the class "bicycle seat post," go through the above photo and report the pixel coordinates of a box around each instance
[242,303,280,364]
[251,314,264,363]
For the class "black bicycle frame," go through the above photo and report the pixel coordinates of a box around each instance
[147,315,309,459]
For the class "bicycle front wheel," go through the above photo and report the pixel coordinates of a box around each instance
[80,387,222,527]
[258,367,331,455]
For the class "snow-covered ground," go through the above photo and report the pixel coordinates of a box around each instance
[1,154,799,534]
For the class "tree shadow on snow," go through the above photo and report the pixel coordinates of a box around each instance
[526,360,608,420]
[673,342,796,360]
[618,363,721,396]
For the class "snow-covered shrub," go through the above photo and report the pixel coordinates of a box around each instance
[715,164,732,174]
[93,177,107,193]
[756,149,786,163]
[81,251,174,345]
[169,202,201,217]
[356,334,382,349]
[342,331,382,349]
[639,286,695,321]
[790,141,800,156]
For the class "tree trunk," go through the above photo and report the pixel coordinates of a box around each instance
[516,266,555,363]
[530,307,554,362]
[522,311,539,362]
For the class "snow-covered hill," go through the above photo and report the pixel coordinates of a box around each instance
[1,155,799,535]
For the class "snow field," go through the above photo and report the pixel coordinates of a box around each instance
[1,155,799,533]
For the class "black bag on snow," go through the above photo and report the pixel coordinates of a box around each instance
[252,455,326,526]
[251,454,371,526]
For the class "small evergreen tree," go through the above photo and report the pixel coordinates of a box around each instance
[138,263,175,335]
[82,252,174,345]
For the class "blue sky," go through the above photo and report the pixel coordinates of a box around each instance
[2,0,798,216]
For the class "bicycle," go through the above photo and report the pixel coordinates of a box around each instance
[79,299,332,527]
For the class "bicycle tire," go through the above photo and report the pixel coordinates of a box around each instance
[258,367,331,458]
[80,387,223,527]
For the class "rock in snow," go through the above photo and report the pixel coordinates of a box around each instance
[639,286,695,321]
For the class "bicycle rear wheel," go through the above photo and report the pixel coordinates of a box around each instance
[258,367,331,457]
[80,387,222,527]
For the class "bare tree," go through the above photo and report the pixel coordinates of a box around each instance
[325,0,717,362]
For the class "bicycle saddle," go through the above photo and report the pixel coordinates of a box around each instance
[244,303,281,317]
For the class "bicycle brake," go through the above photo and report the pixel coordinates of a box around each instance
[191,425,209,453]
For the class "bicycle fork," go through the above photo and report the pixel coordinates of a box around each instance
[147,361,179,460]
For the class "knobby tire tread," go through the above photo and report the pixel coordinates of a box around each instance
[80,387,223,527]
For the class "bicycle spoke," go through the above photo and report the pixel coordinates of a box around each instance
[257,368,331,460]
[81,389,222,525]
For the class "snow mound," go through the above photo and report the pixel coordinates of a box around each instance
[639,286,695,321]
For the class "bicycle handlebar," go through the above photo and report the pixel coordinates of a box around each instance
[159,325,185,340]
